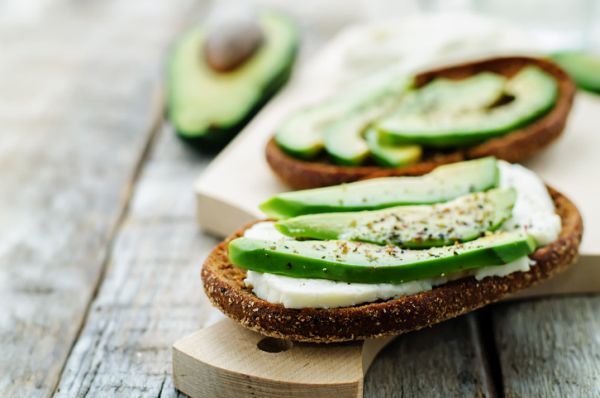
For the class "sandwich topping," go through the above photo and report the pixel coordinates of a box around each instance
[274,65,558,167]
[230,159,561,309]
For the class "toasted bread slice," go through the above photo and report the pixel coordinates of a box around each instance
[202,187,582,343]
[266,56,576,189]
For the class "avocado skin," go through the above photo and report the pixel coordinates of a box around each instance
[168,57,296,152]
[228,232,536,284]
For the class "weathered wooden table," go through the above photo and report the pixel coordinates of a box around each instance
[1,1,598,397]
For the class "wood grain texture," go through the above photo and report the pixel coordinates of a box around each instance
[172,315,495,398]
[0,1,197,397]
[53,125,220,397]
[173,319,385,398]
[364,314,496,398]
[492,296,600,397]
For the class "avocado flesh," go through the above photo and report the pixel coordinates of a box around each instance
[275,188,516,248]
[377,66,558,147]
[167,12,298,149]
[551,51,600,94]
[322,78,413,165]
[275,73,412,159]
[365,128,422,167]
[398,72,506,115]
[322,99,391,166]
[229,231,536,284]
[260,157,499,219]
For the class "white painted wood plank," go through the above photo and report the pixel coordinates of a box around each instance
[0,1,196,396]
[53,124,221,397]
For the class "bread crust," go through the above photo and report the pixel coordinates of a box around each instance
[265,56,576,189]
[202,188,583,343]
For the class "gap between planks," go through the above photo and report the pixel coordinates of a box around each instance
[48,87,166,397]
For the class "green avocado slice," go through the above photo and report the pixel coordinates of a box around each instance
[260,157,499,219]
[229,231,536,284]
[396,72,506,115]
[275,188,516,248]
[322,99,393,166]
[365,128,422,167]
[167,12,298,149]
[321,77,413,165]
[550,51,600,94]
[377,66,558,147]
[275,72,412,159]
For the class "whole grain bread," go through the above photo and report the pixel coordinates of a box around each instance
[265,56,576,189]
[202,188,582,343]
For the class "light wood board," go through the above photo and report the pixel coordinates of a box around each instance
[173,315,499,398]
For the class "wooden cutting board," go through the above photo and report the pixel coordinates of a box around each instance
[180,21,600,398]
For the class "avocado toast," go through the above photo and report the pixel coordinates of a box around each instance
[266,56,576,189]
[202,158,582,342]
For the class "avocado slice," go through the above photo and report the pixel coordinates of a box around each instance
[550,51,600,94]
[365,128,422,167]
[167,12,298,150]
[396,72,506,115]
[377,66,558,147]
[322,98,394,166]
[321,77,413,165]
[229,231,535,284]
[260,157,499,219]
[275,188,516,248]
[275,73,412,159]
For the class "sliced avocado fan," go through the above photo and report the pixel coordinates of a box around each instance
[229,230,536,284]
[275,72,413,159]
[167,12,298,149]
[260,157,499,219]
[275,188,516,248]
[377,66,558,147]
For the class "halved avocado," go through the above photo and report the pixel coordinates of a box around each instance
[228,230,536,284]
[275,188,516,248]
[377,66,558,147]
[167,12,298,150]
[550,51,600,94]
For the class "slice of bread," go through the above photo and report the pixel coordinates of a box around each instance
[266,56,576,189]
[202,187,582,343]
